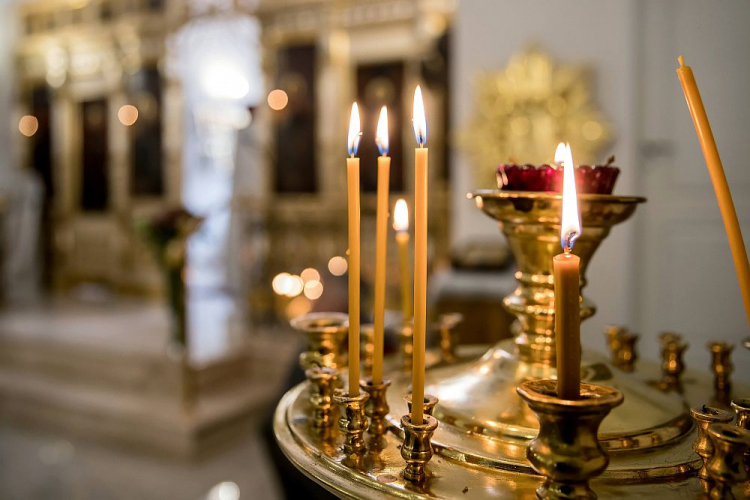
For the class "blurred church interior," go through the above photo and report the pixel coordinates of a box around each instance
[0,0,749,499]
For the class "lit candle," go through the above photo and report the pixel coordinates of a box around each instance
[553,143,582,400]
[346,103,362,396]
[372,107,390,386]
[677,56,750,329]
[393,199,411,322]
[411,86,428,424]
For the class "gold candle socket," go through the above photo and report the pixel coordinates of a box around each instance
[705,423,750,500]
[517,380,624,500]
[333,389,369,457]
[305,367,339,429]
[360,377,390,437]
[690,405,735,480]
[405,393,439,416]
[400,414,438,482]
[659,338,688,392]
[438,313,464,364]
[604,325,626,362]
[291,312,349,371]
[731,398,750,468]
[613,331,638,372]
[708,342,734,404]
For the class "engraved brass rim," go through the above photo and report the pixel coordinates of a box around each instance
[291,312,349,333]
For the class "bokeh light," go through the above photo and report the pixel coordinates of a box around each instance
[208,481,240,500]
[286,295,312,318]
[328,256,348,276]
[303,280,324,300]
[267,89,288,111]
[286,275,304,297]
[272,272,292,295]
[300,267,320,283]
[18,115,39,137]
[118,105,139,126]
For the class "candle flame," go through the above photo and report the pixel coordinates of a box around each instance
[554,142,566,166]
[560,143,581,251]
[347,102,362,156]
[412,85,427,146]
[393,199,409,232]
[376,106,389,156]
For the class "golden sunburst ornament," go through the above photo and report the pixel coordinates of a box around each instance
[459,46,614,187]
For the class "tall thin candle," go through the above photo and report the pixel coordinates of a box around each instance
[553,143,582,400]
[346,103,362,396]
[372,106,390,386]
[411,86,428,425]
[677,56,750,329]
[393,199,411,322]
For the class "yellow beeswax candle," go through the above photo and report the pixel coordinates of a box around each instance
[346,103,362,396]
[372,107,390,386]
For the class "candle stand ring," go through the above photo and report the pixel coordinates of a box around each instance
[400,414,438,483]
[333,389,369,457]
[291,312,349,371]
[730,398,750,468]
[405,393,439,416]
[360,377,391,437]
[517,379,623,500]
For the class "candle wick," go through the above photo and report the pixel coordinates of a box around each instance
[678,55,685,68]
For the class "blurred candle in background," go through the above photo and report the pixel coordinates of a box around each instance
[393,199,411,323]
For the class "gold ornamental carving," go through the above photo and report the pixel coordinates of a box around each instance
[460,46,614,187]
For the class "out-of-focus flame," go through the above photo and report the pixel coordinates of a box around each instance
[554,142,566,166]
[560,143,581,251]
[348,102,361,156]
[412,86,427,146]
[376,106,389,156]
[393,199,409,232]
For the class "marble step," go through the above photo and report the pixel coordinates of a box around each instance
[0,365,278,457]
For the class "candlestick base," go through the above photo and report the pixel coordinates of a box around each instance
[517,380,623,500]
[291,312,349,371]
[690,405,734,480]
[360,377,391,437]
[404,393,438,416]
[333,389,369,457]
[705,424,750,500]
[306,367,339,428]
[400,413,438,483]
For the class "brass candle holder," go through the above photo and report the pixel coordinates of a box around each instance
[438,312,464,364]
[657,338,689,392]
[305,366,339,428]
[705,423,750,499]
[360,377,391,437]
[400,413,439,483]
[708,341,733,405]
[604,325,626,362]
[731,398,750,468]
[690,405,734,480]
[332,389,369,457]
[404,393,439,416]
[517,379,624,500]
[613,331,638,372]
[291,312,349,370]
[361,324,375,377]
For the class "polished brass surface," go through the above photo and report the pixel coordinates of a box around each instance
[613,331,638,373]
[705,423,750,500]
[361,377,391,438]
[604,325,627,363]
[708,342,734,405]
[306,367,340,428]
[405,394,439,417]
[438,313,464,364]
[657,338,688,392]
[401,414,439,483]
[291,312,349,370]
[731,398,750,467]
[690,405,734,480]
[333,390,369,458]
[518,380,623,500]
[274,361,750,500]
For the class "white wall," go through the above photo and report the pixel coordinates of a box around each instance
[0,0,17,174]
[452,0,750,381]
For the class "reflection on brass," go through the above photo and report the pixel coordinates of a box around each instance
[659,331,683,347]
[360,377,391,438]
[333,389,369,458]
[517,380,623,500]
[708,342,734,406]
[400,414,438,483]
[399,321,414,372]
[405,394,439,417]
[614,331,638,373]
[731,398,750,468]
[437,313,463,364]
[658,339,688,392]
[690,406,734,481]
[291,312,349,370]
[743,337,750,351]
[705,424,750,500]
[306,367,339,429]
[460,47,614,187]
